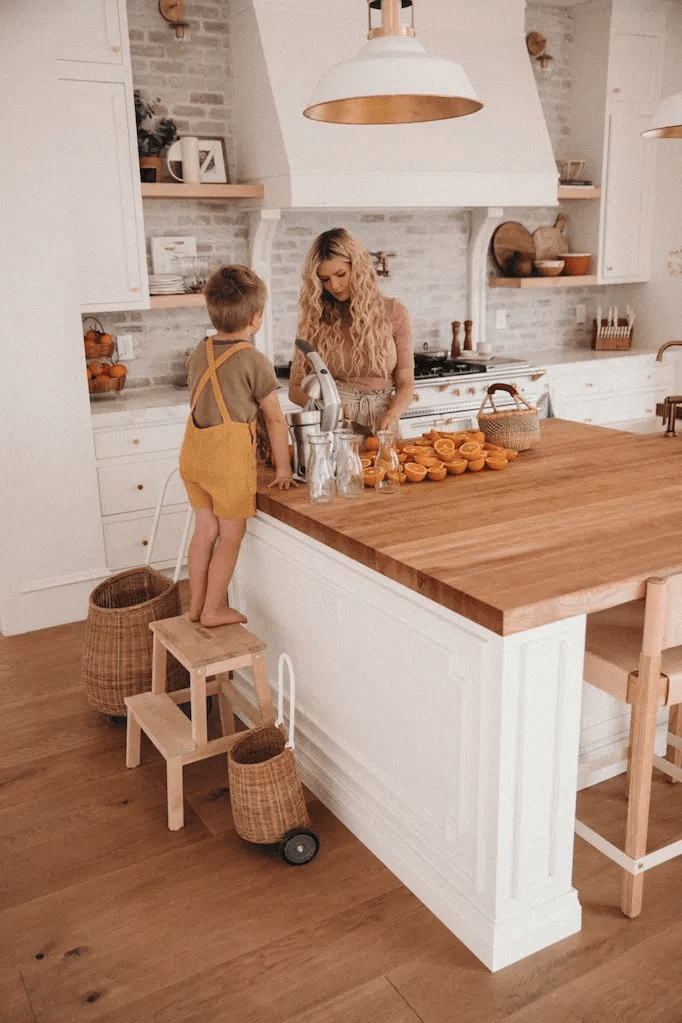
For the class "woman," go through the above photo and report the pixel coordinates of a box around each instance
[288,228,414,434]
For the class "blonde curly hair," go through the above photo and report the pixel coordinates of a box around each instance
[294,228,393,380]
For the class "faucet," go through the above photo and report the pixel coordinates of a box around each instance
[656,341,682,361]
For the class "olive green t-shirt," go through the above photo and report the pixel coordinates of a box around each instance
[187,338,280,428]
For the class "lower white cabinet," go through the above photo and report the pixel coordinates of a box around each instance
[546,354,674,426]
[93,415,189,572]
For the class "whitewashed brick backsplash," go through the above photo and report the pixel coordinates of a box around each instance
[92,0,637,388]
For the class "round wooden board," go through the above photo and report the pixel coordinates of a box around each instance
[492,222,536,272]
[532,214,568,261]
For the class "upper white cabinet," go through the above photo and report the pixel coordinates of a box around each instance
[54,0,124,66]
[564,0,667,285]
[56,0,149,312]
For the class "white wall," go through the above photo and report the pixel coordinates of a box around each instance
[0,1,108,634]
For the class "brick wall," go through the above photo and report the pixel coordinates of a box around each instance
[92,1,631,388]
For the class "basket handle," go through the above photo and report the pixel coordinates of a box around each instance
[478,382,534,415]
[276,653,297,750]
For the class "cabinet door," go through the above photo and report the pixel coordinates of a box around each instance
[54,0,124,66]
[600,109,656,283]
[57,75,149,311]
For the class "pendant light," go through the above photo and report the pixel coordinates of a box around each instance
[642,90,682,138]
[303,0,482,125]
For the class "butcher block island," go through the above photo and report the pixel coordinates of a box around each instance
[229,420,682,972]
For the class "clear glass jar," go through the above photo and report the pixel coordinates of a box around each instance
[374,429,400,494]
[334,430,364,499]
[307,433,336,505]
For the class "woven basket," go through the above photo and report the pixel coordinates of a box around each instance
[83,316,115,359]
[477,383,541,451]
[228,654,309,845]
[82,566,187,716]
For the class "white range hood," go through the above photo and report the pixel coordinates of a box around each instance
[230,0,558,209]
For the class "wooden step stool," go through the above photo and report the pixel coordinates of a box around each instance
[125,615,275,830]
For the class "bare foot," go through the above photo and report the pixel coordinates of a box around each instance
[187,609,201,622]
[199,607,248,628]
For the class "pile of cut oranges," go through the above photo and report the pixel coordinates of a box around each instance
[361,428,518,486]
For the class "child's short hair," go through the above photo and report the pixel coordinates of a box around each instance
[203,264,267,333]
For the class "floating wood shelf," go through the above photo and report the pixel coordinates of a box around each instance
[557,185,601,200]
[149,293,206,309]
[141,182,264,200]
[488,275,599,289]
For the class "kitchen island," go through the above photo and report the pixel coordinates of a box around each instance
[229,418,682,971]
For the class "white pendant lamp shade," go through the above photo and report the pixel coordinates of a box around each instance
[642,91,682,138]
[303,9,482,124]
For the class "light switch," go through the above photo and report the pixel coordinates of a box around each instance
[576,304,586,324]
[117,333,135,360]
[495,309,507,330]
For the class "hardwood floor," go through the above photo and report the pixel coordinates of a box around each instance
[2,604,682,1022]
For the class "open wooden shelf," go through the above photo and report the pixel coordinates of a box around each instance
[149,293,206,309]
[489,274,599,289]
[557,185,601,200]
[141,182,264,200]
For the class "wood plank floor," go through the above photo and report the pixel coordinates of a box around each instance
[2,597,682,1022]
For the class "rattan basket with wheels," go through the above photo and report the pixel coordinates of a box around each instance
[477,383,540,451]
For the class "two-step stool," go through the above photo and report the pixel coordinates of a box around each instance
[125,614,275,830]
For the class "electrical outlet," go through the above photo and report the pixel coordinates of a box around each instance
[576,304,586,324]
[116,333,135,360]
[495,309,507,330]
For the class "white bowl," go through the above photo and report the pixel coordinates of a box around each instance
[534,259,565,277]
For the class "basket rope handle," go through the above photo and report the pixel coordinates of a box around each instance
[276,652,297,750]
[477,382,535,415]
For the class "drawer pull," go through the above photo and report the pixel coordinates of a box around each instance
[137,484,144,490]
[132,439,140,445]
[142,539,149,546]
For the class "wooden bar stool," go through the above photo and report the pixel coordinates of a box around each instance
[125,615,275,830]
[576,573,682,917]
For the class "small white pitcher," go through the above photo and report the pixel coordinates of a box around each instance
[166,136,201,183]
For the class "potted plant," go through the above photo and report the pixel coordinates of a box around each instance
[134,90,178,182]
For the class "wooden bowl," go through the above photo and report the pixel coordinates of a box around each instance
[558,253,591,276]
[534,259,565,277]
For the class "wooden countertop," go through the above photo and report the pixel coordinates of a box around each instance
[256,419,682,636]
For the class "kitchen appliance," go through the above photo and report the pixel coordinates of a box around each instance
[285,338,343,481]
[402,355,547,436]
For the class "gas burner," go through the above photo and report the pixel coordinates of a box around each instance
[413,358,487,380]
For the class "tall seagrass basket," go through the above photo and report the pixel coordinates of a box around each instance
[477,382,541,451]
[82,467,193,717]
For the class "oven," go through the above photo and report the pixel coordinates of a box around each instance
[400,357,548,437]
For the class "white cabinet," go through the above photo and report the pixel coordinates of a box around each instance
[93,415,189,572]
[546,354,674,426]
[56,0,148,312]
[565,0,666,284]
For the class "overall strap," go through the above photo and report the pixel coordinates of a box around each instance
[190,340,252,423]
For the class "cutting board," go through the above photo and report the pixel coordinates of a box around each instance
[532,214,567,260]
[492,222,535,274]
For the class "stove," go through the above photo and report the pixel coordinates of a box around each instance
[412,356,533,380]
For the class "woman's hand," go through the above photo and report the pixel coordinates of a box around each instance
[267,469,298,490]
[376,413,400,433]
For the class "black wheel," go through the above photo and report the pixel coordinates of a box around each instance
[278,828,320,865]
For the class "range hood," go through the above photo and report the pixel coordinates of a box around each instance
[230,0,558,209]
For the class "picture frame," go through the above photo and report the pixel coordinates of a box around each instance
[197,137,229,184]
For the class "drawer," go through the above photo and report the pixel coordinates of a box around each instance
[554,391,662,426]
[98,457,186,516]
[94,422,186,460]
[102,509,190,572]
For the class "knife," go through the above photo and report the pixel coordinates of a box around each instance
[348,419,374,437]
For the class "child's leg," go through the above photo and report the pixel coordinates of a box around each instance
[199,517,247,628]
[186,507,219,621]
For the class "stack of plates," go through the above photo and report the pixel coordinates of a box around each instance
[148,273,186,295]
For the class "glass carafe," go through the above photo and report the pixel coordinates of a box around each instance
[307,433,336,505]
[334,429,364,499]
[374,429,400,494]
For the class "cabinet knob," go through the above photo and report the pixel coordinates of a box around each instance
[467,387,476,395]
[142,540,149,546]
[613,87,621,93]
[137,484,144,490]
[112,45,121,53]
[132,438,140,445]
[607,265,613,271]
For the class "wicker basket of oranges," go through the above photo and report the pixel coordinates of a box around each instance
[83,316,115,360]
[87,358,127,396]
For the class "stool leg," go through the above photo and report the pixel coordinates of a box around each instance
[216,671,235,737]
[167,756,184,831]
[621,685,659,917]
[126,710,141,768]
[250,652,275,725]
[190,666,208,747]
[667,704,682,783]
[151,634,168,695]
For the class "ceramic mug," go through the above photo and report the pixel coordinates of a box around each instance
[166,136,201,184]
